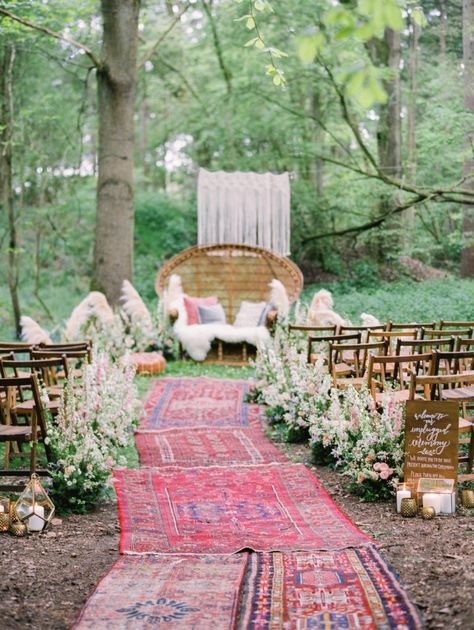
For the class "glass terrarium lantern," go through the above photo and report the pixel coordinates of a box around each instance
[14,474,55,532]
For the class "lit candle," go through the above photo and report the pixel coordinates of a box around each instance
[397,487,411,513]
[439,492,455,514]
[26,505,45,532]
[423,493,441,515]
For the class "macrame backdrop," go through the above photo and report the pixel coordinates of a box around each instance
[197,168,291,256]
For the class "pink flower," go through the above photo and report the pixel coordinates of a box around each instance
[380,468,393,480]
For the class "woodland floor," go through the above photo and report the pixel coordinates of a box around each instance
[1,424,473,628]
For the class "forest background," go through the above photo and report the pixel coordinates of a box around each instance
[0,0,473,339]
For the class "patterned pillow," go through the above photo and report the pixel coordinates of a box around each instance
[183,295,218,325]
[233,301,267,328]
[198,303,226,325]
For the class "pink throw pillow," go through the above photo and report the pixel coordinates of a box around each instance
[183,295,218,325]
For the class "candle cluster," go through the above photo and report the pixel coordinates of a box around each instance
[396,483,457,517]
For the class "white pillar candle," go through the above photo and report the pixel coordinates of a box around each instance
[0,505,4,513]
[26,505,45,532]
[423,493,441,515]
[397,489,411,513]
[439,493,455,514]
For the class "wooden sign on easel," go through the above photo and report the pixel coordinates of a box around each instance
[404,401,459,490]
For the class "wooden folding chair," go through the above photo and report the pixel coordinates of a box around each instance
[328,340,388,389]
[455,337,474,352]
[366,330,419,373]
[386,321,436,332]
[0,374,51,486]
[395,336,455,358]
[307,332,361,365]
[30,348,90,380]
[439,320,474,330]
[431,349,474,378]
[420,327,473,341]
[367,352,433,404]
[0,356,69,415]
[408,371,474,481]
[288,324,338,337]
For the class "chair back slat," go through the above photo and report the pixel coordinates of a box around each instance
[386,321,436,331]
[439,320,474,330]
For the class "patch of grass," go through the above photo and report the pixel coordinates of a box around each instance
[301,278,474,324]
[155,360,256,380]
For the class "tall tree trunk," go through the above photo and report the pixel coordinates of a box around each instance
[404,17,420,251]
[92,0,140,304]
[0,45,22,337]
[377,29,402,180]
[439,0,447,59]
[460,0,474,276]
[311,90,324,196]
[368,29,402,259]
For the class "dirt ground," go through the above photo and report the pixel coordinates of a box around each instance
[0,439,473,629]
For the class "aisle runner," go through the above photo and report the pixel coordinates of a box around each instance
[74,554,247,629]
[114,464,373,555]
[138,377,263,430]
[136,428,288,467]
[76,377,422,629]
[239,548,421,629]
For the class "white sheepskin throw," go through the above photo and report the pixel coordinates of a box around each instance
[163,274,184,315]
[269,279,289,317]
[174,322,270,362]
[307,289,345,327]
[20,316,52,345]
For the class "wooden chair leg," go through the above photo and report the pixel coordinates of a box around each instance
[468,430,474,473]
[4,440,10,469]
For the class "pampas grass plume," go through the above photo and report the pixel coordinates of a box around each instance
[20,316,53,345]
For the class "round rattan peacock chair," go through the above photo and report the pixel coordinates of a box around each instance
[156,243,303,323]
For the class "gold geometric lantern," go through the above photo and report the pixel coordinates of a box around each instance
[13,474,55,532]
[0,495,11,532]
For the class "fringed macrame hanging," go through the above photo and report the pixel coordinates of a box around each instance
[197,168,291,256]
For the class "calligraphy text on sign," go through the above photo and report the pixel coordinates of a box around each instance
[404,401,458,487]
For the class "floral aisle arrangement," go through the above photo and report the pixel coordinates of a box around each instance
[81,306,175,362]
[252,331,405,501]
[251,328,331,442]
[44,352,142,512]
[309,386,405,500]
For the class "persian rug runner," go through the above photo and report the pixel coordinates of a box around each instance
[239,548,422,630]
[114,464,373,555]
[73,554,247,629]
[135,427,288,468]
[138,377,264,430]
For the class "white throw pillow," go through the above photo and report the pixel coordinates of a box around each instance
[233,301,267,328]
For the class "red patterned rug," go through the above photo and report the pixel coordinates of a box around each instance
[73,554,247,629]
[135,428,288,468]
[113,464,373,555]
[138,377,264,430]
[239,548,422,629]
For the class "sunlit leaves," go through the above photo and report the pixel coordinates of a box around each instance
[297,31,326,65]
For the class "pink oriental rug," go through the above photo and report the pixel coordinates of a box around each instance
[73,554,247,629]
[137,377,264,430]
[239,548,422,630]
[135,428,288,468]
[113,464,373,555]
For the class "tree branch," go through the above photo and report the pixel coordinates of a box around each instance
[157,55,207,108]
[201,0,232,94]
[0,7,102,68]
[302,195,430,242]
[138,4,191,69]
